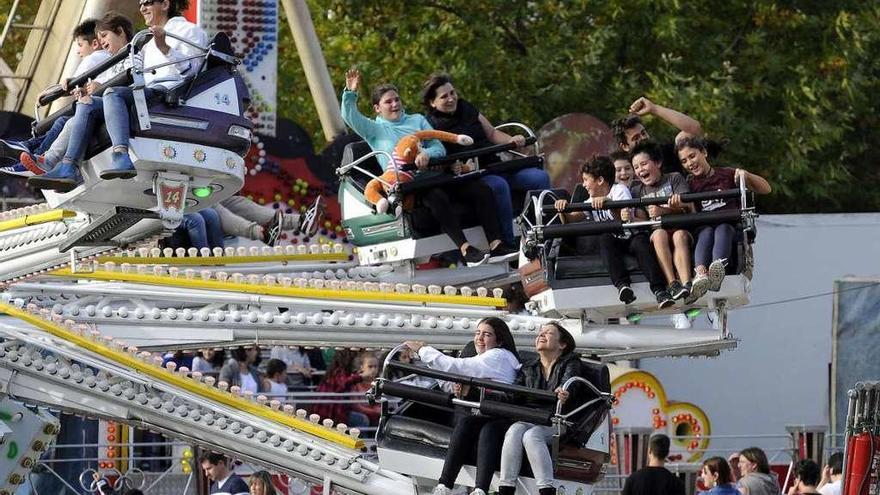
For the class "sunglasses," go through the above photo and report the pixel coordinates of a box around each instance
[139,0,159,6]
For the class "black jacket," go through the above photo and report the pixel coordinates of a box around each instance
[514,352,582,413]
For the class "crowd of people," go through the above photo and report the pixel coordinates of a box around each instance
[623,435,843,495]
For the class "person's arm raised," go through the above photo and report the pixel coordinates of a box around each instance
[630,96,702,136]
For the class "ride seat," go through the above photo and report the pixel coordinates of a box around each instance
[84,65,252,160]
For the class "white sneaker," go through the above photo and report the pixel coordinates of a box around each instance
[469,490,487,495]
[685,273,710,304]
[708,258,728,291]
[432,485,453,495]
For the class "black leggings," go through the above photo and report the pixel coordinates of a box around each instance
[439,415,511,491]
[418,180,501,248]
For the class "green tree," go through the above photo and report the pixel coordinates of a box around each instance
[278,0,880,213]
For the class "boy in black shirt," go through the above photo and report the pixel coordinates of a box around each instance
[623,434,685,495]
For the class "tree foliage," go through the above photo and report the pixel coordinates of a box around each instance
[278,0,880,213]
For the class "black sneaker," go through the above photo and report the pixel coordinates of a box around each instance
[463,246,489,267]
[668,280,690,300]
[487,243,518,263]
[617,285,636,305]
[654,290,675,309]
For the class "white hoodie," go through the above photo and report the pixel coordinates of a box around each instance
[417,346,521,384]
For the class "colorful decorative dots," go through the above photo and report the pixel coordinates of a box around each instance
[652,408,660,415]
[612,417,620,425]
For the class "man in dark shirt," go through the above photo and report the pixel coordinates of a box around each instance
[623,434,685,495]
[200,452,248,495]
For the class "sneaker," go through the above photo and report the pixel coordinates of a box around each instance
[100,151,137,180]
[708,258,728,291]
[27,161,78,192]
[668,280,689,300]
[469,490,487,495]
[686,273,710,303]
[0,139,28,162]
[262,210,283,246]
[462,246,489,267]
[654,289,675,309]
[487,243,518,263]
[20,151,47,175]
[432,485,452,495]
[297,195,325,237]
[0,163,34,177]
[617,285,636,305]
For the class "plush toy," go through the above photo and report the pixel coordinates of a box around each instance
[364,130,473,215]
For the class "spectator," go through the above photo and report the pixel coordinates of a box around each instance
[817,452,843,495]
[349,352,382,426]
[200,453,248,495]
[192,348,225,373]
[622,434,685,495]
[788,459,821,495]
[729,453,743,482]
[701,456,742,495]
[218,346,266,395]
[310,350,368,426]
[248,470,276,495]
[630,140,693,300]
[737,447,781,495]
[422,73,551,248]
[263,359,289,399]
[269,345,313,389]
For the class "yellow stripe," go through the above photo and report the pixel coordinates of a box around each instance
[0,209,75,233]
[0,302,364,450]
[96,253,350,265]
[49,268,506,307]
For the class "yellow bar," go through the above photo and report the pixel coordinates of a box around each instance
[49,268,506,308]
[96,253,349,265]
[0,209,75,234]
[0,302,364,450]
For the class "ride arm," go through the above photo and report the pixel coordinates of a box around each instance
[545,189,742,215]
[425,136,538,168]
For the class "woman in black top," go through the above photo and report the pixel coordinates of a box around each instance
[422,73,552,248]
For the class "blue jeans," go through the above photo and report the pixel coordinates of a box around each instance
[481,167,551,245]
[22,115,68,154]
[64,87,153,164]
[182,208,224,249]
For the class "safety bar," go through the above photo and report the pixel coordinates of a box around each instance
[543,188,743,214]
[494,122,540,157]
[555,376,614,418]
[375,378,553,425]
[533,209,743,241]
[335,150,403,189]
[422,136,538,168]
[385,361,557,401]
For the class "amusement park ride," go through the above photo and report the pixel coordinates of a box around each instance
[0,1,760,494]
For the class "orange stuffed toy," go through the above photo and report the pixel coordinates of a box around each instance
[364,130,473,215]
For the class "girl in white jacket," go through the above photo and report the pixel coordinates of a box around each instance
[404,317,521,495]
